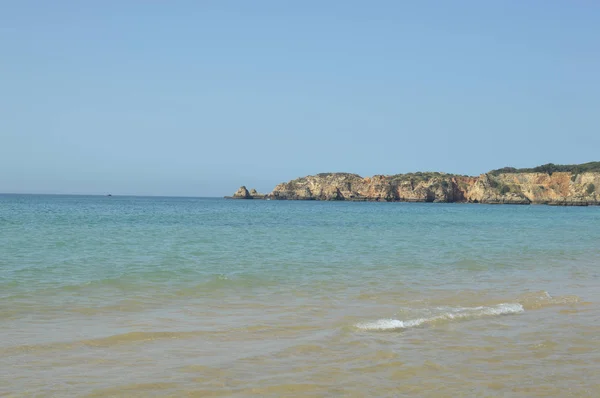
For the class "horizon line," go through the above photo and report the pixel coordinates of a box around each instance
[0,193,224,199]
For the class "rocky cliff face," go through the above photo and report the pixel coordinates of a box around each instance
[236,170,599,205]
[474,172,600,205]
[268,173,473,202]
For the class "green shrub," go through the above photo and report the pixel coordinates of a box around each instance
[490,161,600,176]
[587,183,596,195]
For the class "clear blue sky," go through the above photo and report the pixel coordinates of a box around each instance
[1,1,599,196]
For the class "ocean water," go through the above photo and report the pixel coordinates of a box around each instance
[1,195,600,397]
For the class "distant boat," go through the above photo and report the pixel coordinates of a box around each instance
[107,194,112,197]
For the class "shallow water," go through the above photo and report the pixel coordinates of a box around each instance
[1,195,600,397]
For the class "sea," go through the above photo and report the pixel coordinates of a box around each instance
[1,194,600,397]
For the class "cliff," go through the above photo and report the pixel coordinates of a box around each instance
[228,163,600,206]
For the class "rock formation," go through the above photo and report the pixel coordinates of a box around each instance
[231,186,251,199]
[227,163,600,205]
[227,186,266,199]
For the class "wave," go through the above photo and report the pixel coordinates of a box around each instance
[355,303,524,331]
[517,291,581,310]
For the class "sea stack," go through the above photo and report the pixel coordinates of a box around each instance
[232,186,251,199]
[228,186,267,199]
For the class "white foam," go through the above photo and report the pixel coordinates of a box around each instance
[356,303,524,331]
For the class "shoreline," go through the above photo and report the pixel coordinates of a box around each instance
[225,196,599,206]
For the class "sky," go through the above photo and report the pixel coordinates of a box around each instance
[1,1,599,196]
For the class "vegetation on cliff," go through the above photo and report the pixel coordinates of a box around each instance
[489,161,600,176]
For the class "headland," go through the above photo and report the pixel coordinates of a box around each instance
[227,162,600,206]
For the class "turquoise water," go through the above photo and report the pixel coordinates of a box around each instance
[2,195,600,396]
